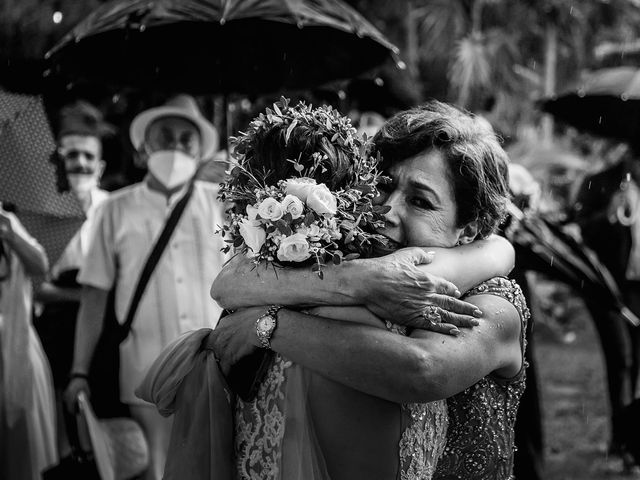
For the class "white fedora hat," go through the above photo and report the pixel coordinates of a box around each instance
[130,94,219,159]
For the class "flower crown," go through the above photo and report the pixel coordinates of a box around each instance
[218,98,390,277]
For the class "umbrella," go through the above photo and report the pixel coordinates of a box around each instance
[505,203,640,327]
[0,90,85,264]
[542,66,640,141]
[45,0,400,95]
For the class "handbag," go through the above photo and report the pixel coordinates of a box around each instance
[88,181,195,418]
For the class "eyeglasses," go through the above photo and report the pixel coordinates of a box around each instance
[58,149,97,162]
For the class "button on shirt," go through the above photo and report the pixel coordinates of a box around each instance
[77,180,228,404]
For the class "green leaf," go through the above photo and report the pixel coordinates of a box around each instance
[276,220,292,235]
[344,253,360,261]
[285,119,298,144]
[233,237,244,247]
[333,254,341,265]
[304,212,315,226]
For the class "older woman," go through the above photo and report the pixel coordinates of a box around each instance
[210,101,527,480]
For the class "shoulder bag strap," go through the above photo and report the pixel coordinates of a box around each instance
[119,181,196,340]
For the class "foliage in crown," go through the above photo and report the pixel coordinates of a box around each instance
[218,98,390,277]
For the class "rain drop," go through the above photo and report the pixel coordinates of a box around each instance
[587,181,592,190]
[598,116,602,124]
[532,61,536,70]
[549,256,554,267]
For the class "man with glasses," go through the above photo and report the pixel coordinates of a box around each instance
[63,95,228,480]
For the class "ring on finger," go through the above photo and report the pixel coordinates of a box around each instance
[422,305,441,327]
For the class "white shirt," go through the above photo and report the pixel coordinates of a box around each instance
[78,180,228,403]
[51,188,109,278]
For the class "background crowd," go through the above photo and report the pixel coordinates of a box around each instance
[2,1,640,479]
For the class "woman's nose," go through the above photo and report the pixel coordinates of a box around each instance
[383,193,402,227]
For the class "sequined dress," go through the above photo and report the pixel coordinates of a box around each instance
[434,277,530,480]
[235,321,449,480]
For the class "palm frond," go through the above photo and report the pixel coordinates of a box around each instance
[449,35,492,107]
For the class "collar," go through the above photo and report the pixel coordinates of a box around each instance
[142,176,192,208]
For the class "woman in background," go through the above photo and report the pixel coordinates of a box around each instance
[0,203,56,480]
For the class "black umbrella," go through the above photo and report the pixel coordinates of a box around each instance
[505,203,640,327]
[45,0,400,95]
[542,66,640,141]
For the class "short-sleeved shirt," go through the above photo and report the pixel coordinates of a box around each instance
[78,179,228,404]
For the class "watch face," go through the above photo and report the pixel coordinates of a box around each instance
[258,315,275,332]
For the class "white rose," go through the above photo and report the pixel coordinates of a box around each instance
[306,184,337,216]
[239,219,266,256]
[257,197,284,221]
[277,233,311,262]
[284,177,317,202]
[246,204,259,221]
[281,194,304,219]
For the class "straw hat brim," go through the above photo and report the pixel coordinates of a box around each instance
[130,106,218,159]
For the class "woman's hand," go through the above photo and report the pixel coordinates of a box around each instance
[208,307,266,375]
[356,248,482,333]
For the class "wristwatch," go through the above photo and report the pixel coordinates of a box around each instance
[256,305,283,349]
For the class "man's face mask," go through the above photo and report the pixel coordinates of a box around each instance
[144,117,202,189]
[146,150,198,189]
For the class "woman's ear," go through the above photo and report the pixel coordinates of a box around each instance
[456,221,479,245]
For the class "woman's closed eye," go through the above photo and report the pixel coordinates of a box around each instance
[409,195,434,210]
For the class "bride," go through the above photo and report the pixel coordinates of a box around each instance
[139,100,525,480]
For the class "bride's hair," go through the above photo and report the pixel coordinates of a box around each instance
[232,103,362,190]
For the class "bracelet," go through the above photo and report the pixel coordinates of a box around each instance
[68,372,89,382]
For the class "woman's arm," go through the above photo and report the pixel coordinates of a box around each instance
[211,293,523,404]
[0,210,49,276]
[211,235,513,327]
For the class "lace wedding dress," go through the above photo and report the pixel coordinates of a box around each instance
[139,323,449,480]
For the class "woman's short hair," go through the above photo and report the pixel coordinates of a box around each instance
[372,100,510,238]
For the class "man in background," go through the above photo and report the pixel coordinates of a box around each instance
[64,95,228,480]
